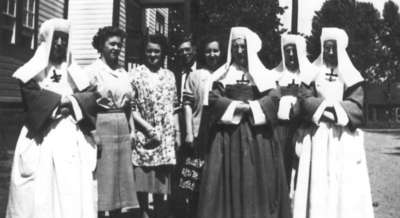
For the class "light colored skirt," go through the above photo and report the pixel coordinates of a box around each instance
[292,123,374,218]
[96,112,138,211]
[6,117,97,218]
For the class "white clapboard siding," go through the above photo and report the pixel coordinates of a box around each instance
[145,8,169,37]
[119,0,126,65]
[38,0,65,27]
[145,9,155,34]
[68,0,114,67]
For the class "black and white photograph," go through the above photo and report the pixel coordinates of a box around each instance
[0,0,399,218]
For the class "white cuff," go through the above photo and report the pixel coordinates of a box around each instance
[249,100,267,125]
[68,95,84,122]
[278,96,297,120]
[220,101,242,125]
[333,101,349,126]
[51,106,60,119]
[312,100,329,125]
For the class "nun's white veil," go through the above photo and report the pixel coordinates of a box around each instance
[313,27,364,87]
[203,27,277,105]
[274,34,317,86]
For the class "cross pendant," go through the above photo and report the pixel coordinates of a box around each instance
[51,70,62,83]
[288,79,298,88]
[236,72,250,85]
[325,68,338,82]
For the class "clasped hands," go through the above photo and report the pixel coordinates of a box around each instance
[58,95,73,117]
[142,127,182,149]
[321,100,337,123]
[278,95,297,120]
[234,101,251,115]
[143,128,162,149]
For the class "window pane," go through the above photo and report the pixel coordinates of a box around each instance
[29,0,35,12]
[22,10,28,27]
[22,11,27,26]
[9,0,16,15]
[155,12,165,35]
[29,13,34,27]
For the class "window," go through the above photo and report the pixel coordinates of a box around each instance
[0,0,37,49]
[21,0,36,48]
[1,0,17,17]
[22,0,35,29]
[1,0,17,44]
[155,12,165,35]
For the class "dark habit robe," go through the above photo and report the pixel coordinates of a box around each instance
[196,82,291,218]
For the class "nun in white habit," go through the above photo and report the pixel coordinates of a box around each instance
[6,18,97,218]
[197,27,291,218]
[292,27,374,218]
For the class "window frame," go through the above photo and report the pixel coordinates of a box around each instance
[0,0,38,50]
[1,0,17,17]
[22,0,36,29]
[155,11,165,35]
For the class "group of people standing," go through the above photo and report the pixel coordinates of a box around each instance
[5,18,374,218]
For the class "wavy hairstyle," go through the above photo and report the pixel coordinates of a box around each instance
[92,26,126,53]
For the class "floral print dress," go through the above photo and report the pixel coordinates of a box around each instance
[131,64,178,167]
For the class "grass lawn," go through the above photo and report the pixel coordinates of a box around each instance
[0,130,399,217]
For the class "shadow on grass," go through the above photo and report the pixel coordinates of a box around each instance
[363,129,400,139]
[383,152,400,156]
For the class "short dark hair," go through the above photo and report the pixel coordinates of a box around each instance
[197,35,225,69]
[143,34,168,60]
[178,34,194,47]
[92,26,126,53]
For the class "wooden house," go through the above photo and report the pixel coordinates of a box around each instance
[0,0,191,149]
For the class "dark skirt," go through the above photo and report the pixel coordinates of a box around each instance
[274,121,299,184]
[197,119,291,218]
[170,141,204,218]
[134,165,172,194]
[96,112,138,211]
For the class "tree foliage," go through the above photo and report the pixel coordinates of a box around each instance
[307,0,382,76]
[195,0,286,68]
[365,0,400,82]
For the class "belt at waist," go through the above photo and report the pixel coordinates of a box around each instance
[99,108,125,114]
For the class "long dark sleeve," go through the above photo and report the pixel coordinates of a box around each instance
[341,82,364,130]
[298,82,325,121]
[208,82,233,124]
[20,80,61,139]
[73,90,101,133]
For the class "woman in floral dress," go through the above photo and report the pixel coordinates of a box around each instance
[131,34,181,218]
